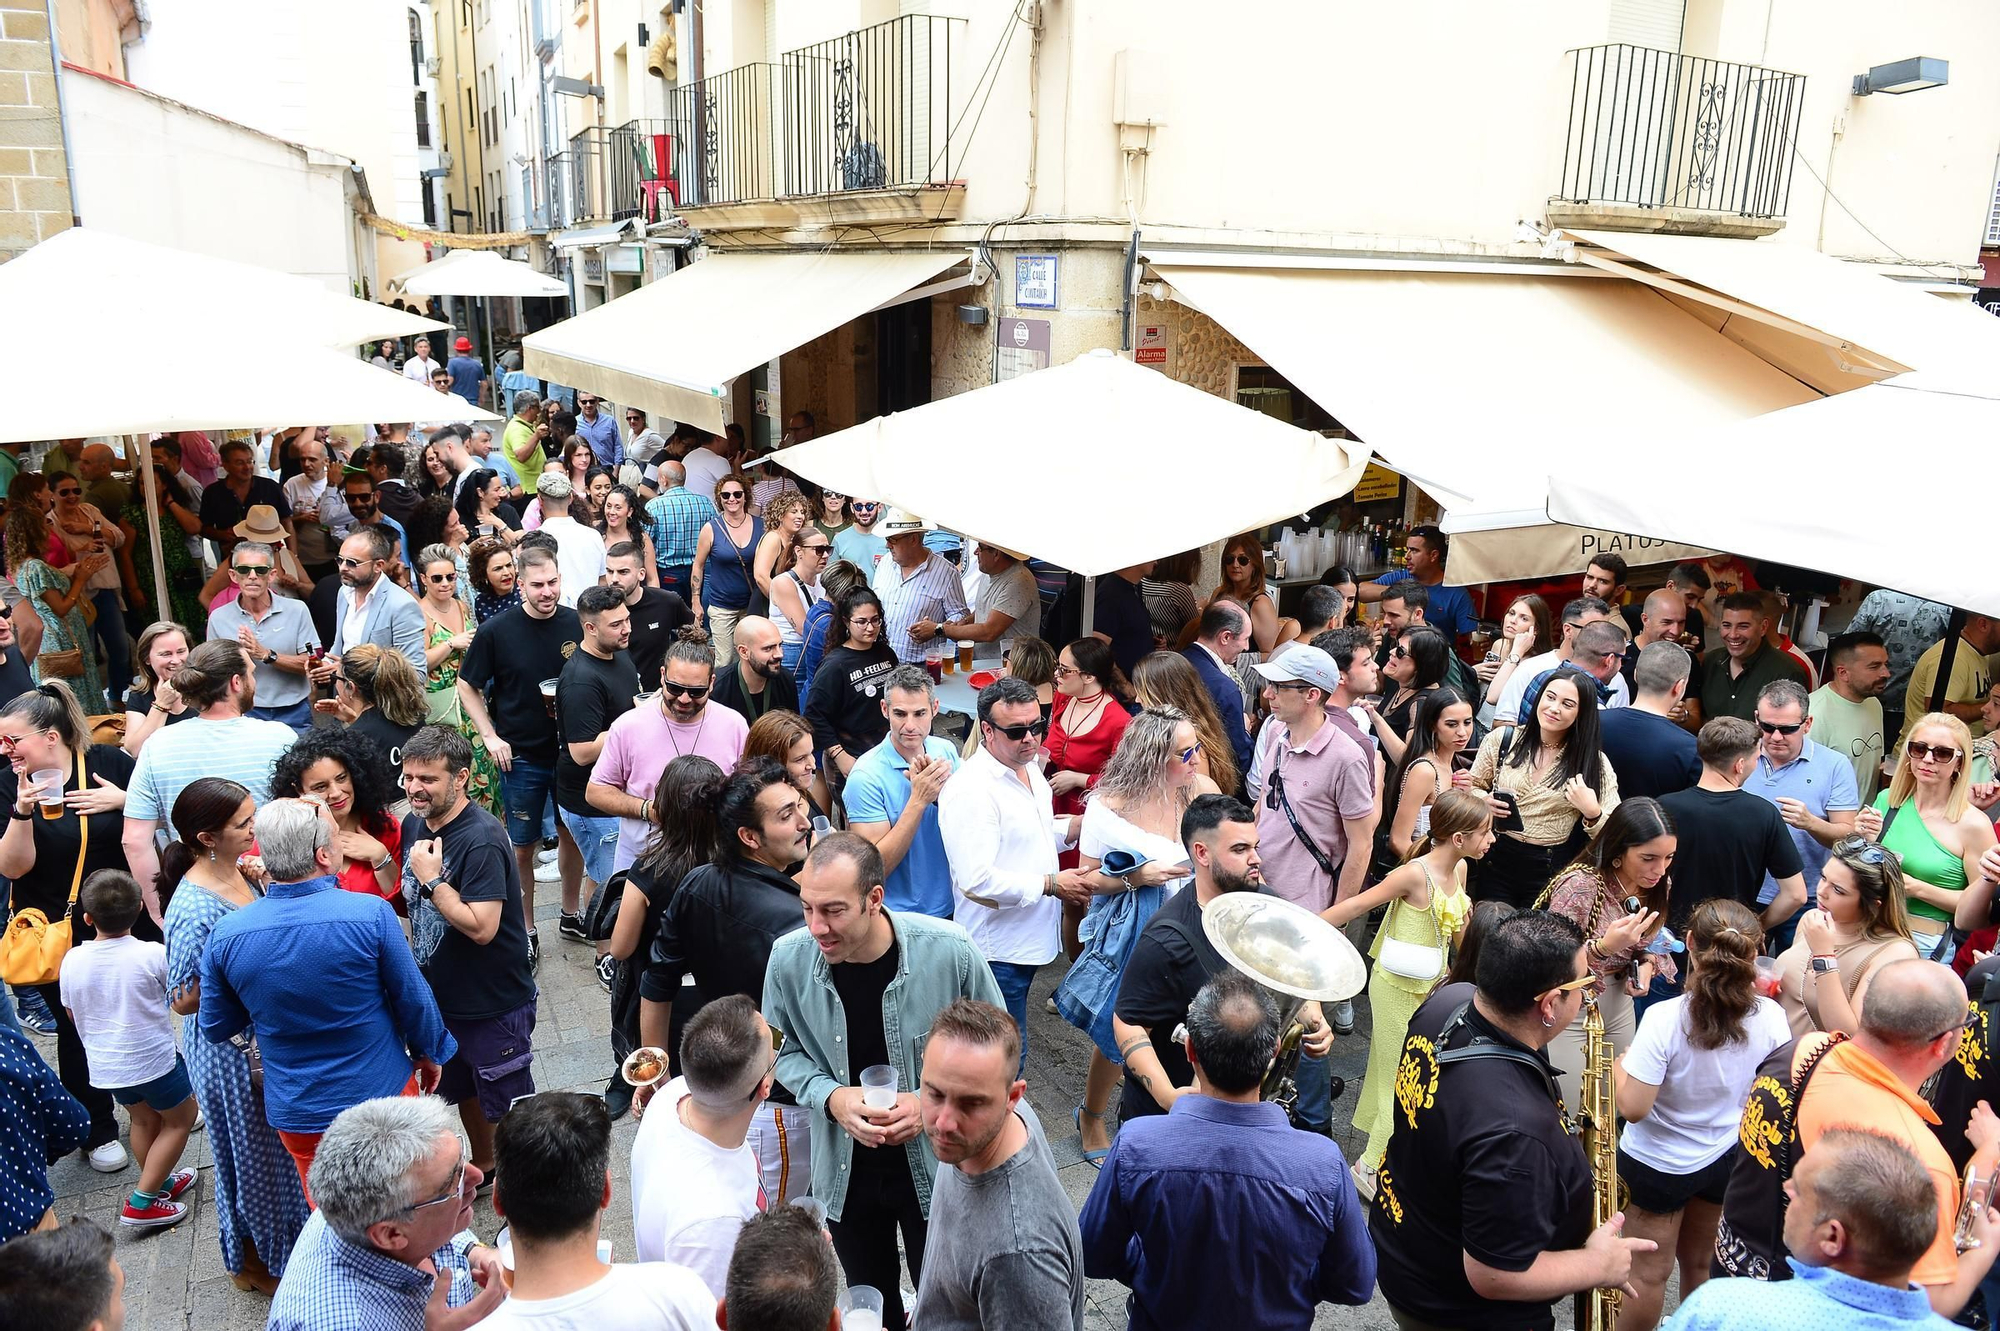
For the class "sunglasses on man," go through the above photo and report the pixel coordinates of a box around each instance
[987,719,1049,742]
[662,682,710,699]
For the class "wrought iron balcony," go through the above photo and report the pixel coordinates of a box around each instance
[664,63,779,209]
[779,14,964,198]
[1552,44,1805,235]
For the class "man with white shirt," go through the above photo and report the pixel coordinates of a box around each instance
[1494,596,1628,727]
[628,995,771,1298]
[418,367,478,444]
[873,509,969,665]
[281,438,340,581]
[400,336,440,383]
[487,1091,714,1331]
[680,431,734,504]
[938,677,1094,1067]
[535,473,606,608]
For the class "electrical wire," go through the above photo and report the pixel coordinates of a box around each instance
[1790,141,1966,280]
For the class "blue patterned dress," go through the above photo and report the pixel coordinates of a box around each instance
[164,878,311,1278]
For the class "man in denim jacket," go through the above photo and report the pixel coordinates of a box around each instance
[762,833,1003,1331]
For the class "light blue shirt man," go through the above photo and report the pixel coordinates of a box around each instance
[1751,738,1859,908]
[1666,1259,1952,1331]
[844,733,961,918]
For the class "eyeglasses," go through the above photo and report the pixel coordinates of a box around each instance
[0,732,35,752]
[798,542,831,554]
[231,564,272,577]
[1053,663,1080,679]
[1931,1011,1978,1043]
[403,1154,470,1215]
[822,492,846,501]
[1269,680,1315,693]
[767,1023,787,1053]
[53,488,80,498]
[1224,555,1254,566]
[662,682,711,699]
[1390,645,1409,659]
[988,719,1050,741]
[1832,835,1895,866]
[1908,741,1962,764]
[332,673,351,687]
[847,615,882,630]
[1757,719,1804,736]
[425,572,456,584]
[851,502,879,511]
[1541,973,1598,998]
[335,555,372,568]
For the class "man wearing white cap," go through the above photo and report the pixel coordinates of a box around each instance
[1247,644,1376,1133]
[926,541,1037,665]
[536,473,606,609]
[873,508,968,665]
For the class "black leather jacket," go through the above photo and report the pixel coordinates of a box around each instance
[639,855,804,1104]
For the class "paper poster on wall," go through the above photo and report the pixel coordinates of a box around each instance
[1015,255,1059,309]
[1135,323,1169,367]
[754,389,774,417]
[995,318,1051,382]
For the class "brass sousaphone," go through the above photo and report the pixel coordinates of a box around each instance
[1195,893,1368,1120]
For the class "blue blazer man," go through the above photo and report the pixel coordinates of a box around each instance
[330,567,429,671]
[1182,639,1254,785]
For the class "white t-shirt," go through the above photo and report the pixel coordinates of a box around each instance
[541,515,607,609]
[402,355,441,382]
[973,561,1039,663]
[58,935,178,1089]
[629,1077,766,1296]
[1621,994,1792,1174]
[476,1262,714,1331]
[681,447,731,504]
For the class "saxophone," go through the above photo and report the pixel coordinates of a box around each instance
[1578,993,1621,1331]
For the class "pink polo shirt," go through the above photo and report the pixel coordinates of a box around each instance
[591,700,749,871]
[1252,712,1375,911]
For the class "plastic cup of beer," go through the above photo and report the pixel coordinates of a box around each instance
[30,768,63,818]
[860,1064,898,1109]
[841,1286,885,1331]
[957,640,974,672]
[941,643,956,675]
[539,679,559,717]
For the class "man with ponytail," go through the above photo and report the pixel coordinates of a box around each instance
[121,641,298,896]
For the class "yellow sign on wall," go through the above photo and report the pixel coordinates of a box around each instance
[1353,462,1401,504]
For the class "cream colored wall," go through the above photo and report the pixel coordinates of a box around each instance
[1685,0,2000,266]
[52,0,128,78]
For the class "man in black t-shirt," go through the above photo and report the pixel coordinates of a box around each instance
[711,616,799,726]
[762,834,1006,1329]
[400,724,536,1177]
[1112,795,1332,1124]
[555,586,639,947]
[457,545,583,968]
[1600,640,1701,799]
[1371,912,1646,1331]
[1659,716,1805,932]
[604,540,690,688]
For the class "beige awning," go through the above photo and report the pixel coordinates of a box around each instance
[1150,262,1818,581]
[522,250,967,433]
[1560,229,2000,394]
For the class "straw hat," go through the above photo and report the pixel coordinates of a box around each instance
[232,505,287,543]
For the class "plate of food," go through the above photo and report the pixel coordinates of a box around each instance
[620,1046,669,1088]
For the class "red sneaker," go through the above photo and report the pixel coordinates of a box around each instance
[162,1168,197,1201]
[120,1197,187,1231]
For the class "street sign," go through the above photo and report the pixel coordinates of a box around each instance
[1015,254,1059,309]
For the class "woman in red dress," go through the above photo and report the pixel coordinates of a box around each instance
[1048,636,1132,958]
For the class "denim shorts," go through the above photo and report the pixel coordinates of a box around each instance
[558,807,620,886]
[110,1051,194,1111]
[438,997,538,1123]
[499,761,556,848]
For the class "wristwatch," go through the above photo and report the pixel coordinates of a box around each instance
[418,875,445,901]
[264,649,278,665]
[1808,956,1839,975]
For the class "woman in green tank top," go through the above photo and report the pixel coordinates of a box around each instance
[1856,712,1997,961]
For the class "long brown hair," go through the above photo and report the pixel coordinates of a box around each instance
[1131,650,1239,794]
[1684,899,1762,1050]
[1214,533,1267,603]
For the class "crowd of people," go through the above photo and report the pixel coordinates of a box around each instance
[3,391,2000,1331]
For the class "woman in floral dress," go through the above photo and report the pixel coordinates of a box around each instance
[6,503,107,711]
[416,544,503,816]
[161,777,310,1295]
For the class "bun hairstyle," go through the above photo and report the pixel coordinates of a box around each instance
[665,624,716,674]
[1684,898,1763,1050]
[156,776,253,913]
[0,680,90,753]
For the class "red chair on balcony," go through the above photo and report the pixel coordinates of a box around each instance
[641,132,681,219]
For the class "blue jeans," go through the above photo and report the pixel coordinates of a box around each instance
[1293,1051,1333,1132]
[558,807,620,887]
[249,699,315,735]
[661,563,694,600]
[90,588,128,704]
[987,961,1037,1077]
[500,761,557,847]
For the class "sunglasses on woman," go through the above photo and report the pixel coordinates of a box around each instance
[1224,555,1254,566]
[1907,741,1961,763]
[1178,742,1202,764]
[1832,835,1896,866]
[719,490,745,501]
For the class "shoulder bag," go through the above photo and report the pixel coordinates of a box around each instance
[0,747,91,985]
[1378,865,1446,983]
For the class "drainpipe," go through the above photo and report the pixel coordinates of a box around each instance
[43,0,79,226]
[1120,228,1140,350]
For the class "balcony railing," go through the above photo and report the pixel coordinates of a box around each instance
[780,14,962,197]
[1556,44,1805,221]
[665,63,780,209]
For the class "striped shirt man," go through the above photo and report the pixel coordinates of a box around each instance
[125,715,299,822]
[873,550,970,664]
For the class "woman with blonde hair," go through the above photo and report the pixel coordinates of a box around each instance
[1064,706,1214,1160]
[1206,532,1280,654]
[1003,636,1057,723]
[1323,787,1485,1196]
[323,643,454,815]
[743,708,828,823]
[1774,835,1919,1036]
[1615,899,1791,1331]
[1857,711,1996,960]
[1130,650,1239,795]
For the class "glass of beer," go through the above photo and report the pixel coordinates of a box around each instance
[957,640,974,672]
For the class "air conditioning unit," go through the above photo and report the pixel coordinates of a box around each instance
[425,55,441,77]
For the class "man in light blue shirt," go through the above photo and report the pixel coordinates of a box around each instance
[1666,1127,1958,1330]
[573,392,622,467]
[1749,679,1859,949]
[207,541,320,733]
[843,665,960,918]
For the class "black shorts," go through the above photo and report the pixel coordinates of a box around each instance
[1618,1142,1735,1215]
[438,996,538,1122]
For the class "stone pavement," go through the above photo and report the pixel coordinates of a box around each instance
[39,895,1427,1330]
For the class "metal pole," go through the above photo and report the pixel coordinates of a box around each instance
[1081,575,1097,637]
[133,435,168,623]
